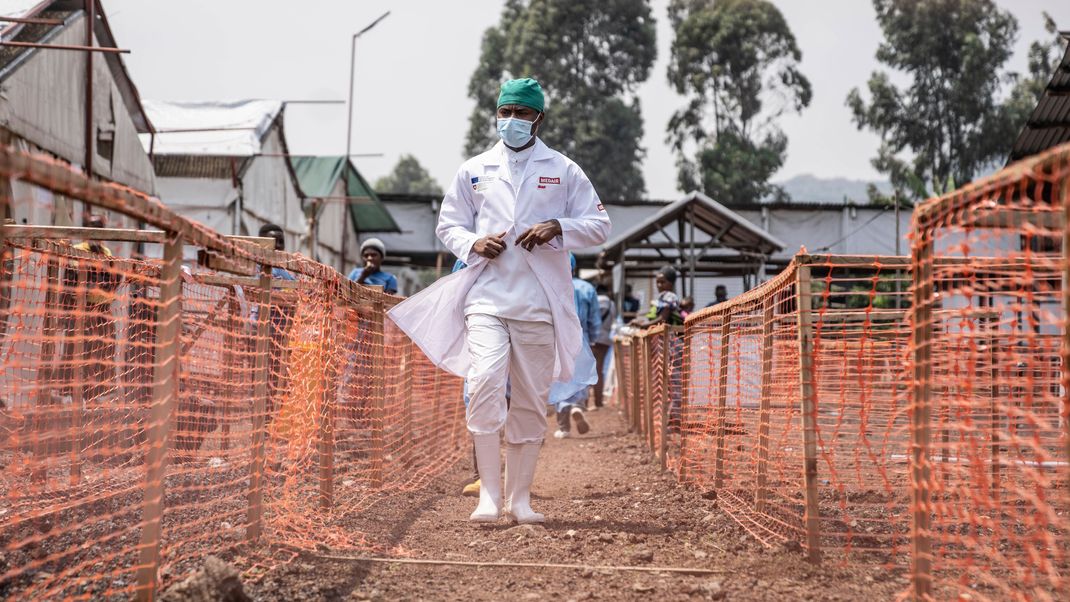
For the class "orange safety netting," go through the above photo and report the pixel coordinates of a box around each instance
[620,255,913,566]
[615,141,1070,601]
[909,142,1070,601]
[0,146,466,600]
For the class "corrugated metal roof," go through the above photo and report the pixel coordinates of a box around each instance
[601,190,785,258]
[1009,39,1070,162]
[289,155,400,233]
[0,1,152,134]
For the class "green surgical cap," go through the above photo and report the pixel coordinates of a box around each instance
[497,78,545,113]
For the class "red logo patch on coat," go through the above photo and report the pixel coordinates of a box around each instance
[597,203,605,211]
[539,177,561,185]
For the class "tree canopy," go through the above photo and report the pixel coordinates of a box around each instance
[846,0,1035,202]
[667,0,811,205]
[374,154,443,196]
[1003,13,1066,141]
[464,0,657,200]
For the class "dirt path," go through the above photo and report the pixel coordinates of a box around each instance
[248,410,906,601]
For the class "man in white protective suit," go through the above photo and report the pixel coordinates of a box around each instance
[387,78,611,524]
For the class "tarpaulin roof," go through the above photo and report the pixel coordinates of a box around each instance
[140,99,283,156]
[290,155,399,233]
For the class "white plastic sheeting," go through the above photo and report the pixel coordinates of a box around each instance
[139,100,283,156]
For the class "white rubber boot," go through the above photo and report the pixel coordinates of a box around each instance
[503,443,545,524]
[470,433,502,523]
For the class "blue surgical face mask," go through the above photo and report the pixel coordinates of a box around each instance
[497,116,536,148]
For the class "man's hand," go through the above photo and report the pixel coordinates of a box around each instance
[515,220,562,251]
[472,231,508,259]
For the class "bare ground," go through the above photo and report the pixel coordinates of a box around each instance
[242,410,907,601]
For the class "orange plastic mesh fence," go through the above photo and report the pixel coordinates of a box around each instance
[908,142,1070,600]
[0,146,466,600]
[618,254,914,570]
[615,142,1070,600]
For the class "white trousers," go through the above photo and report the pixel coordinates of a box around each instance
[465,313,555,444]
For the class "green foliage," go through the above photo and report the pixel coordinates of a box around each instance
[464,0,656,199]
[1003,13,1066,141]
[846,0,1038,202]
[667,0,811,205]
[375,154,443,196]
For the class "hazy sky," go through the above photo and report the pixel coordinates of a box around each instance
[107,0,1070,200]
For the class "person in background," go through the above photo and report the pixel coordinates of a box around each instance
[705,284,729,308]
[67,214,123,402]
[347,238,398,294]
[632,265,685,429]
[622,284,640,314]
[680,296,695,320]
[548,254,599,438]
[591,283,616,410]
[254,223,296,418]
[631,265,683,329]
[258,223,296,283]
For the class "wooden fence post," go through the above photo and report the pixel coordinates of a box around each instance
[1060,177,1070,490]
[714,312,731,490]
[678,329,692,483]
[755,295,775,512]
[134,234,183,602]
[630,340,641,433]
[910,236,935,599]
[795,264,822,564]
[245,265,271,544]
[401,338,415,469]
[31,258,60,487]
[220,291,238,452]
[614,339,628,422]
[369,301,386,488]
[69,270,86,485]
[985,303,1001,510]
[318,301,339,509]
[645,334,656,449]
[659,327,673,471]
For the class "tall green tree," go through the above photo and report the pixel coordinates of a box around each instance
[375,154,443,195]
[667,0,811,205]
[464,0,656,199]
[1004,13,1065,136]
[847,0,1024,202]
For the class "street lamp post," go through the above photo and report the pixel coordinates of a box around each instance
[330,10,390,271]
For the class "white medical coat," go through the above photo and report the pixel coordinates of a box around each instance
[387,139,611,387]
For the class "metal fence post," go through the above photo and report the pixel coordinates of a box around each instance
[796,264,822,564]
[134,233,183,601]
